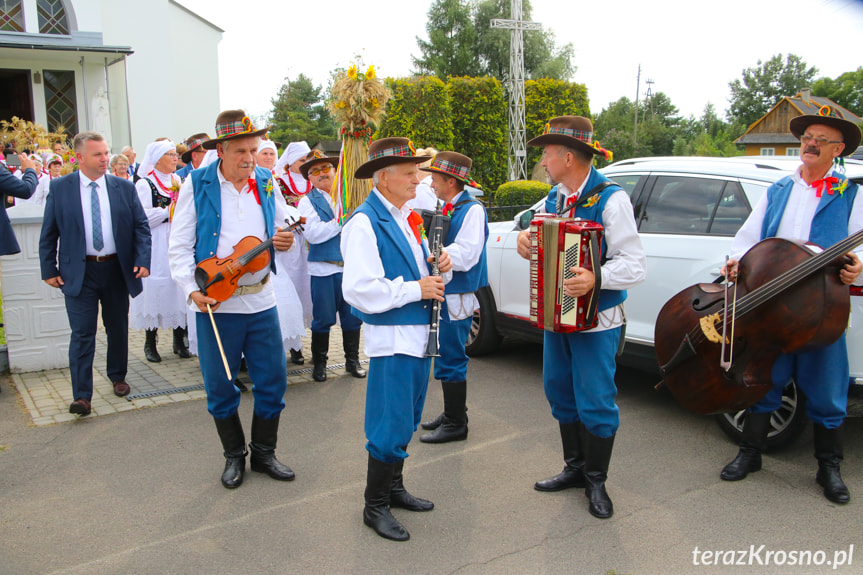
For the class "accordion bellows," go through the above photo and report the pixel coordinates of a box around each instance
[529,215,604,333]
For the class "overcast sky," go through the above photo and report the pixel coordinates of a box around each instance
[177,0,863,124]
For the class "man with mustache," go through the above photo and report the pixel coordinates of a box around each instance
[168,110,298,489]
[297,150,367,382]
[720,111,862,504]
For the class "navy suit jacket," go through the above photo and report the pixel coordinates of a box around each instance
[39,171,152,298]
[0,164,38,255]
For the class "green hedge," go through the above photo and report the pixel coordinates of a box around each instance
[377,76,454,149]
[447,76,507,192]
[525,78,591,169]
[485,179,551,222]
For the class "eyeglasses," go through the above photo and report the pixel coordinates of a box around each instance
[164,153,179,159]
[309,164,333,176]
[800,135,842,147]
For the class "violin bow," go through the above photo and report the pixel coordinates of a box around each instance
[207,303,232,381]
[720,256,738,371]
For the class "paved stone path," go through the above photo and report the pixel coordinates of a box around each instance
[11,325,364,425]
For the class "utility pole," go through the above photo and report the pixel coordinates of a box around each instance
[645,78,655,117]
[634,64,640,145]
[491,0,541,181]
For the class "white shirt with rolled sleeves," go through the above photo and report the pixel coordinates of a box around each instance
[443,190,486,320]
[168,163,292,314]
[341,188,452,358]
[297,191,343,277]
[731,166,863,287]
[551,179,647,332]
[78,172,117,256]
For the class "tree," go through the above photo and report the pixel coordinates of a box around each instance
[812,67,863,117]
[727,53,818,128]
[413,0,574,81]
[413,0,479,78]
[268,74,337,146]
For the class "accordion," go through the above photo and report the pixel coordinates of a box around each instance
[529,215,604,333]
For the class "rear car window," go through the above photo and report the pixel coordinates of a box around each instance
[639,176,726,234]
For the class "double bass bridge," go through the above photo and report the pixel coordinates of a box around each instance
[699,313,729,344]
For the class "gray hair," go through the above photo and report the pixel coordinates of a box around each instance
[110,154,129,167]
[120,145,134,154]
[73,131,105,152]
[372,165,397,186]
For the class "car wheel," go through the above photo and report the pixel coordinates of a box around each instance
[465,286,503,357]
[714,379,808,452]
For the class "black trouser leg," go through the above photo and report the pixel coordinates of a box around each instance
[311,331,329,382]
[534,421,585,491]
[213,413,246,489]
[720,412,771,481]
[363,454,410,541]
[583,429,615,519]
[144,329,161,363]
[342,330,367,378]
[249,413,295,481]
[420,380,468,443]
[814,423,850,504]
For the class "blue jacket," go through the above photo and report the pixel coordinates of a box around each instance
[445,192,489,294]
[175,163,193,180]
[761,171,859,247]
[543,167,627,312]
[190,162,277,273]
[0,165,38,255]
[306,188,342,262]
[350,191,433,325]
[39,172,152,297]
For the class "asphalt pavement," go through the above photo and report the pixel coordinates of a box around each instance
[0,339,861,575]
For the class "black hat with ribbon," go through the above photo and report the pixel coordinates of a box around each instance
[354,137,431,180]
[181,132,211,163]
[527,115,612,162]
[202,110,269,150]
[419,151,481,188]
[299,149,340,180]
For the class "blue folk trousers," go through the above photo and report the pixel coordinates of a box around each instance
[310,273,362,333]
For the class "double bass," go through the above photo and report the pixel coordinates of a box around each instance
[654,229,863,415]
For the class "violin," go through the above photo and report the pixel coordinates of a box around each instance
[194,215,305,302]
[654,229,863,415]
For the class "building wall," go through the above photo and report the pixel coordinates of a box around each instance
[744,143,801,156]
[99,0,221,152]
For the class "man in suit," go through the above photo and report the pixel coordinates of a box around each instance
[0,152,39,256]
[39,131,152,416]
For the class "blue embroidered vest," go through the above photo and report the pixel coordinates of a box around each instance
[350,191,433,326]
[445,191,489,294]
[191,162,277,273]
[543,168,627,312]
[760,171,859,247]
[306,188,343,263]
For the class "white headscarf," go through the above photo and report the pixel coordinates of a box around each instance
[137,139,176,178]
[275,141,310,176]
[257,140,278,154]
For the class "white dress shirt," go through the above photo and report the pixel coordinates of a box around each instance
[79,172,117,256]
[731,166,863,287]
[341,188,451,358]
[552,176,647,332]
[443,190,486,320]
[409,175,439,211]
[297,190,343,277]
[168,163,290,314]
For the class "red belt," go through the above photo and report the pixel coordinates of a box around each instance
[86,254,117,262]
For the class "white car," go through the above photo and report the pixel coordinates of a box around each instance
[468,156,863,450]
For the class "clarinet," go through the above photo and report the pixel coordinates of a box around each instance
[424,201,444,357]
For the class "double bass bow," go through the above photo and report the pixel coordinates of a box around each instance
[654,229,863,415]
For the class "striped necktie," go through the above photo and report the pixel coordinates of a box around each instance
[90,181,104,251]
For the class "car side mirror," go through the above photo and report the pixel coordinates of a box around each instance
[515,209,535,231]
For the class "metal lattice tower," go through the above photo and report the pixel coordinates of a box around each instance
[491,0,541,181]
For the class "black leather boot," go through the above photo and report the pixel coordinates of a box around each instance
[813,423,850,504]
[534,421,585,491]
[583,429,615,519]
[420,380,468,443]
[144,329,161,363]
[390,457,434,511]
[720,412,771,481]
[249,413,295,481]
[342,330,367,378]
[173,327,192,358]
[289,348,305,365]
[421,406,468,430]
[363,454,409,541]
[213,413,246,489]
[311,331,329,382]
